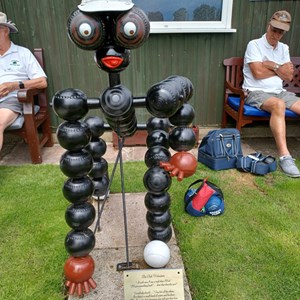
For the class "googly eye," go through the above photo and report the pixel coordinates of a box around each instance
[67,9,105,50]
[78,22,93,38]
[123,22,137,37]
[115,7,150,49]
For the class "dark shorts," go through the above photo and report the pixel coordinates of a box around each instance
[245,90,300,110]
[0,97,23,114]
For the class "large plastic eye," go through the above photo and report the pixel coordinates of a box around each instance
[78,22,93,38]
[67,9,105,50]
[123,22,137,36]
[115,6,150,49]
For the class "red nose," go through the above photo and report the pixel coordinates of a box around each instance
[101,56,124,69]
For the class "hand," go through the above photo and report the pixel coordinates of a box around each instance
[64,255,97,296]
[280,62,294,73]
[160,152,197,181]
[276,61,294,81]
[0,82,18,98]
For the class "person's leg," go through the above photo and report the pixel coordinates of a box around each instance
[289,100,300,114]
[246,92,300,177]
[261,97,289,156]
[0,108,19,151]
[262,96,300,177]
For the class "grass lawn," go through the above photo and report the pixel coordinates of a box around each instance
[0,161,299,299]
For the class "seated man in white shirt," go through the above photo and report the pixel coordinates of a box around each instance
[243,10,300,178]
[0,12,47,154]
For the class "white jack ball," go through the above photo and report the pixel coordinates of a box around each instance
[143,240,171,268]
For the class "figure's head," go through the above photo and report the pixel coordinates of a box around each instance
[0,12,18,34]
[67,0,150,73]
[266,10,291,47]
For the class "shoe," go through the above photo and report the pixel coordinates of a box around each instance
[279,156,300,178]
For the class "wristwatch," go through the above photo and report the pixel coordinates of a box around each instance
[19,81,25,89]
[273,64,280,71]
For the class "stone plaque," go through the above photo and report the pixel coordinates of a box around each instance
[124,268,184,300]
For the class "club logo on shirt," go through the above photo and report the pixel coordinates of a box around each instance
[10,60,21,66]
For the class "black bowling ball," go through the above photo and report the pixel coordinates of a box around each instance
[144,146,171,168]
[143,166,171,194]
[114,6,150,49]
[52,88,88,121]
[146,117,170,133]
[57,121,91,151]
[169,126,196,151]
[85,138,107,160]
[65,228,95,257]
[89,158,108,178]
[60,150,93,178]
[63,176,94,204]
[165,75,194,102]
[83,116,105,137]
[146,130,169,149]
[146,210,172,230]
[147,226,172,243]
[169,103,195,126]
[92,175,109,198]
[65,202,96,230]
[144,192,171,214]
[146,81,182,118]
[67,9,106,50]
[101,85,133,117]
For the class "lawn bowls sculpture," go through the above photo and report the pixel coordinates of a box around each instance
[52,0,197,296]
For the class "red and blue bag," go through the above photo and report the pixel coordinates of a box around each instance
[184,178,224,217]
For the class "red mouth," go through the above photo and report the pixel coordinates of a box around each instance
[101,56,124,69]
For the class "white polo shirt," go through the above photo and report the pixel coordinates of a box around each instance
[0,42,47,102]
[242,34,290,94]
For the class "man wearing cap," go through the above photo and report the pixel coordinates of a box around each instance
[0,12,47,154]
[243,10,300,178]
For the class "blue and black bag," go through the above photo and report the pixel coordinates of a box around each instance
[197,128,243,170]
[236,152,277,175]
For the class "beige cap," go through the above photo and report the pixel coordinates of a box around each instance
[0,12,18,33]
[270,10,291,32]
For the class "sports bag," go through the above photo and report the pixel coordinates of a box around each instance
[236,152,277,175]
[184,178,224,217]
[198,128,243,170]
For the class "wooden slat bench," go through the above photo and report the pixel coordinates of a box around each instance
[221,57,300,130]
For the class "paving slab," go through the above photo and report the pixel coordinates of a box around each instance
[91,193,177,249]
[71,245,192,300]
[69,193,192,300]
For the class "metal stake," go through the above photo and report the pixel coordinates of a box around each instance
[93,135,139,270]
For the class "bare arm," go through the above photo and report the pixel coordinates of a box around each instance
[275,62,294,82]
[249,61,294,82]
[0,77,47,98]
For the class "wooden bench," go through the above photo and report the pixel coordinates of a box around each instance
[221,57,300,130]
[5,48,53,164]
